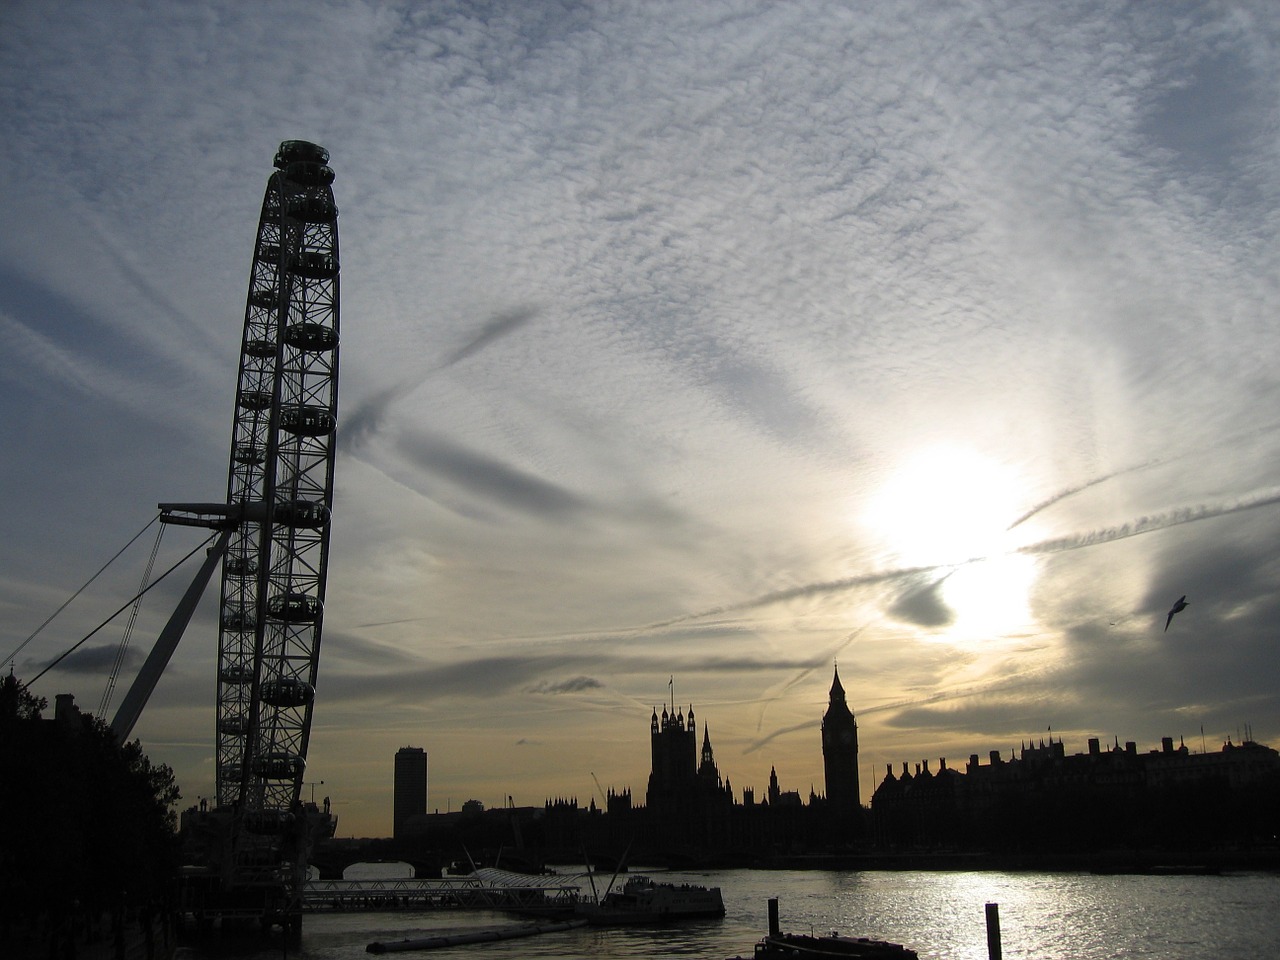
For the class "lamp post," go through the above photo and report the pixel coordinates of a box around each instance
[308,780,325,804]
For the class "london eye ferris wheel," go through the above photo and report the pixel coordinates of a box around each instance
[149,141,341,824]
[216,139,340,816]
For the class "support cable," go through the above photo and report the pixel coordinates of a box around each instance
[29,530,219,686]
[2,513,160,670]
[98,523,166,718]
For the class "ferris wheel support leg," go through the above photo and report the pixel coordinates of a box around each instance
[111,529,233,741]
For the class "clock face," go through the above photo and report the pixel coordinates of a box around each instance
[827,725,854,747]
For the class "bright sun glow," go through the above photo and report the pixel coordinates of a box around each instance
[864,445,1037,635]
[942,554,1037,636]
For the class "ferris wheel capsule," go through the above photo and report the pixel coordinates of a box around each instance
[260,677,315,709]
[273,500,330,529]
[275,140,329,167]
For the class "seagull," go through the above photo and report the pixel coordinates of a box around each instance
[1164,595,1189,632]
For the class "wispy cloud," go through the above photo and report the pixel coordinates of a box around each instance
[396,430,591,519]
[527,676,602,695]
[440,307,539,369]
[54,642,141,676]
[340,307,540,453]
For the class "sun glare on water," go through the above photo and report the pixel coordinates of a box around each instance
[864,445,1037,636]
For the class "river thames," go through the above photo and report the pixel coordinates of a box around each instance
[188,862,1280,960]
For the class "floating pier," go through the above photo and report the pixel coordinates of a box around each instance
[304,872,582,913]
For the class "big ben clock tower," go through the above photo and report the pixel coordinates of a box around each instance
[821,664,860,819]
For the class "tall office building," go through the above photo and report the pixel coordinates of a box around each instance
[393,746,427,838]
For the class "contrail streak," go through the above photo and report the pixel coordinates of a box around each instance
[662,486,1280,742]
[742,718,817,754]
[682,487,1280,636]
[755,622,880,732]
[1007,420,1280,531]
[351,490,1280,667]
[857,669,1050,719]
[744,664,1053,754]
[1016,489,1280,557]
[1006,466,1156,531]
[754,569,962,733]
[639,564,945,632]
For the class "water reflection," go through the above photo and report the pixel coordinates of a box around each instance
[197,866,1280,960]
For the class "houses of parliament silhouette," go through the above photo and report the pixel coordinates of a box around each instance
[384,665,1279,868]
[628,666,861,846]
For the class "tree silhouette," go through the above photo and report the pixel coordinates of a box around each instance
[0,675,181,957]
[0,670,46,722]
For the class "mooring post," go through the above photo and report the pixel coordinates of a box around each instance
[768,898,780,938]
[985,902,1002,960]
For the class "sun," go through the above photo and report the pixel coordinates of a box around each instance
[939,554,1037,637]
[863,445,1037,635]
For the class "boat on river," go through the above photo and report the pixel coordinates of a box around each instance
[731,898,918,959]
[576,874,725,925]
[747,930,919,959]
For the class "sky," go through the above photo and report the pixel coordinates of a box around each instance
[3,0,1280,839]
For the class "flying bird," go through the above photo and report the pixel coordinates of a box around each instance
[1164,595,1189,632]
